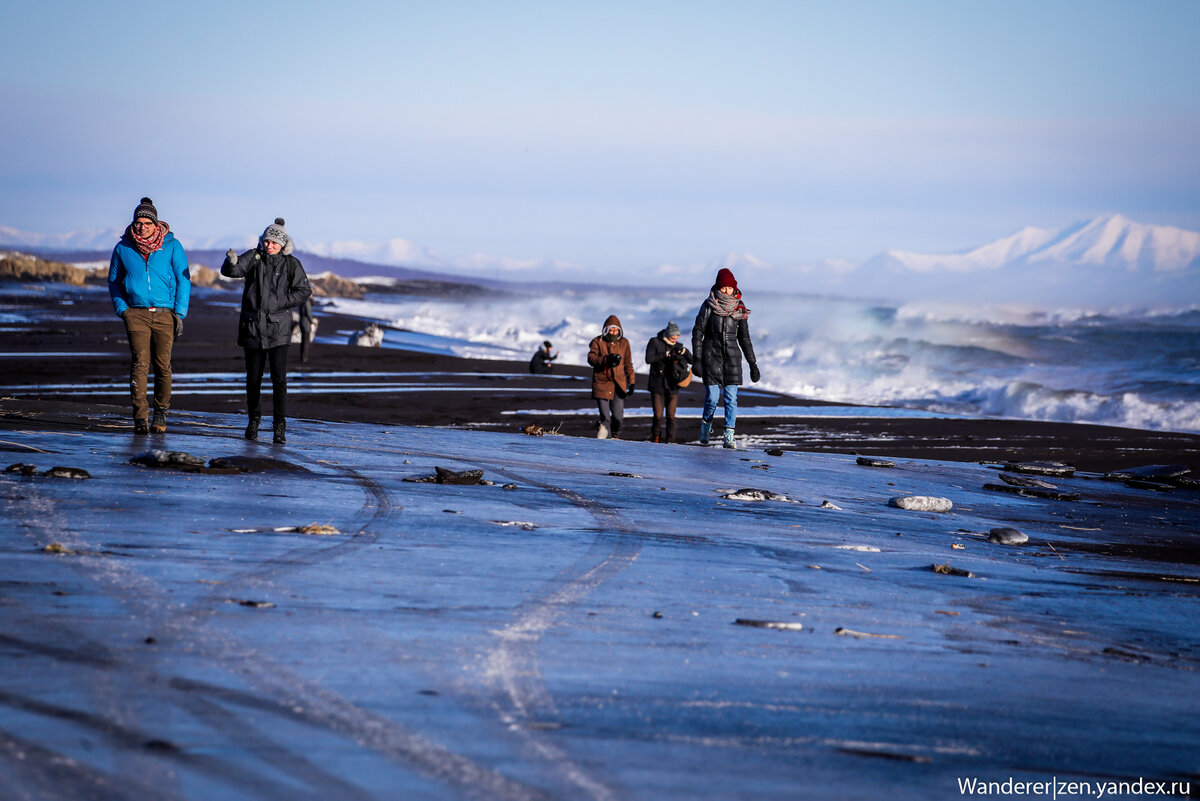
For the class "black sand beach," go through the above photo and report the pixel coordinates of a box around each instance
[2,278,1200,800]
[2,282,1199,474]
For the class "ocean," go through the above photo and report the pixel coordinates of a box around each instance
[320,284,1200,435]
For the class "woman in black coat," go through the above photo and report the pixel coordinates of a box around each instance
[691,268,759,449]
[644,321,691,443]
[222,218,312,444]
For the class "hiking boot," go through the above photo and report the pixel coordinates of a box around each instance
[134,418,150,435]
[272,419,286,444]
[150,408,167,434]
[723,428,737,449]
[245,415,260,441]
[699,419,712,445]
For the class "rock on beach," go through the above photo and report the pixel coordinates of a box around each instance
[988,527,1029,545]
[888,496,953,512]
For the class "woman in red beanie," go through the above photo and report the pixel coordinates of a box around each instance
[690,268,760,448]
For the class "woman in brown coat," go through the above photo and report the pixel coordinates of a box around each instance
[587,314,636,439]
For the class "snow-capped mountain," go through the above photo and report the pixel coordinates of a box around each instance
[864,214,1200,274]
[0,225,125,251]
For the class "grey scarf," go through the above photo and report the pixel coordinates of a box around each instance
[705,288,749,320]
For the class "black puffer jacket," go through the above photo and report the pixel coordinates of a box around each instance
[645,333,692,396]
[222,248,312,349]
[691,302,756,386]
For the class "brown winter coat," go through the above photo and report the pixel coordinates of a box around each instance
[587,314,636,400]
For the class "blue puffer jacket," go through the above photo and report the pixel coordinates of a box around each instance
[108,231,191,318]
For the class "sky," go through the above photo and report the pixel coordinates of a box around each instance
[2,0,1199,280]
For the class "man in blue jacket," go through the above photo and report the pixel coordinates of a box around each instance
[108,197,190,434]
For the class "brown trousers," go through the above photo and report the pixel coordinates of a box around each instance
[123,308,176,421]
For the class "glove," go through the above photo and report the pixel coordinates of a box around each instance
[172,312,183,338]
[692,365,702,379]
[606,352,622,367]
[226,248,238,264]
[750,363,761,383]
[625,384,635,397]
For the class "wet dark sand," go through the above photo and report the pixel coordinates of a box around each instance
[3,283,1200,474]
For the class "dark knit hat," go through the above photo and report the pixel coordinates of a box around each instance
[133,197,158,223]
[715,268,738,291]
[261,217,288,248]
[665,321,681,338]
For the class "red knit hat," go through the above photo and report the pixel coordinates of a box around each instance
[715,268,738,291]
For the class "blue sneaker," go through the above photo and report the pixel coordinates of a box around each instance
[699,420,712,445]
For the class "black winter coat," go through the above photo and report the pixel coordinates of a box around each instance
[222,248,313,349]
[691,303,756,386]
[645,334,692,396]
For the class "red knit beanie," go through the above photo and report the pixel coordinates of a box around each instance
[715,268,738,291]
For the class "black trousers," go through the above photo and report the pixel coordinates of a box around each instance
[245,345,288,421]
[651,392,679,442]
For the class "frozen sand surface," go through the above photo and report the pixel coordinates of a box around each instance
[0,407,1197,800]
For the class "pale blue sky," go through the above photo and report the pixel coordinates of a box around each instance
[2,0,1198,275]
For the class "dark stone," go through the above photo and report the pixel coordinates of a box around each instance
[1123,480,1174,492]
[131,450,207,469]
[1104,464,1191,482]
[997,473,1057,489]
[931,563,975,578]
[607,471,643,479]
[435,466,485,485]
[1003,461,1075,477]
[6,463,38,476]
[856,456,895,468]
[988,527,1029,545]
[720,488,797,502]
[207,455,310,473]
[43,466,90,479]
[765,449,784,457]
[982,483,1080,501]
[734,618,804,631]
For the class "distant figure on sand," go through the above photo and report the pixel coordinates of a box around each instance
[644,321,692,443]
[222,218,312,444]
[692,268,759,449]
[587,315,635,439]
[107,197,190,435]
[529,340,557,374]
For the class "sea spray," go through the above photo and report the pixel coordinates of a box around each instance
[327,289,1200,434]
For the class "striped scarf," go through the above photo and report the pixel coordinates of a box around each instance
[705,287,749,319]
[126,221,169,262]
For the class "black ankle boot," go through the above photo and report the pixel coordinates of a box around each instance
[273,419,286,444]
[245,415,260,441]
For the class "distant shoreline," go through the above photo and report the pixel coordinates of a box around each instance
[2,278,1199,474]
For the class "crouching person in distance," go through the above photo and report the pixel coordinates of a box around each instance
[222,218,312,444]
[587,314,635,439]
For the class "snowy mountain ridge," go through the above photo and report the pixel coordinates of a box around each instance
[866,214,1200,274]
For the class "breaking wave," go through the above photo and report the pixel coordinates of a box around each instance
[326,288,1200,434]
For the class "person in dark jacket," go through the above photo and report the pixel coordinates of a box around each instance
[222,218,312,444]
[587,315,635,439]
[644,321,691,443]
[691,268,760,449]
[107,197,190,435]
[529,340,556,374]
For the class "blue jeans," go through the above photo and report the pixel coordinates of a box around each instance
[703,384,738,430]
